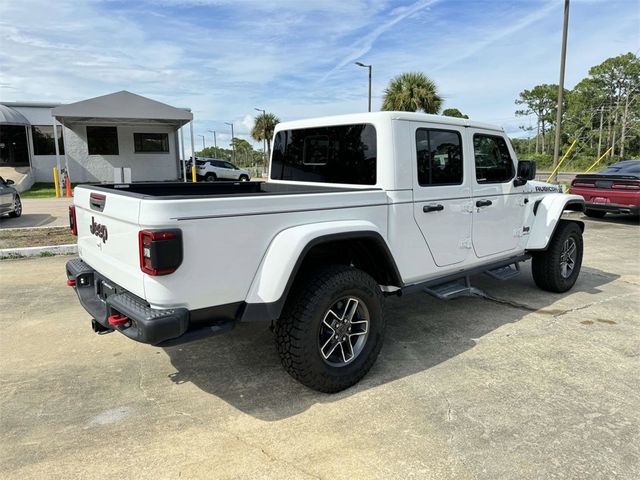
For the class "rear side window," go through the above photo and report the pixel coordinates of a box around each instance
[473,134,515,183]
[416,129,463,186]
[271,124,376,185]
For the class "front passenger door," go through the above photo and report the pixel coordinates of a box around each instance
[470,132,525,258]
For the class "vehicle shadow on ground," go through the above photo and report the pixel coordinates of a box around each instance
[163,263,619,421]
[580,213,640,226]
[0,213,56,228]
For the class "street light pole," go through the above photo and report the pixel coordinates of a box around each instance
[255,108,266,176]
[551,0,570,183]
[355,62,372,112]
[198,134,205,151]
[225,122,235,162]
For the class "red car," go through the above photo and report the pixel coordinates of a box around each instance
[570,160,640,218]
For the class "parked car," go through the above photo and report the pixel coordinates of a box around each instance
[66,112,585,392]
[569,160,640,217]
[196,158,250,181]
[0,177,22,218]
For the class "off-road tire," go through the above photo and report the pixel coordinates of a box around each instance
[275,265,385,393]
[531,220,583,293]
[584,209,606,218]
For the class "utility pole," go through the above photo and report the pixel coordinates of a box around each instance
[198,134,205,151]
[355,62,372,112]
[551,0,570,183]
[208,130,217,156]
[597,106,604,158]
[225,122,235,163]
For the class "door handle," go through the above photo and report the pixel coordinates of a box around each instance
[423,204,444,213]
[476,199,493,208]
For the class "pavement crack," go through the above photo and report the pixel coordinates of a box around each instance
[473,292,539,313]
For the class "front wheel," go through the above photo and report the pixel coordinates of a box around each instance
[8,195,22,218]
[531,221,583,293]
[275,265,385,393]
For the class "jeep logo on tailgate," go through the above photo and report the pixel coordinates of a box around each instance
[90,217,108,243]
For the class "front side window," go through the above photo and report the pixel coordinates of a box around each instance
[87,126,119,155]
[32,126,64,155]
[473,134,515,183]
[415,129,463,186]
[134,132,169,153]
[271,124,376,185]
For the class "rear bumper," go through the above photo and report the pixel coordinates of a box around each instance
[66,258,232,346]
[584,202,640,215]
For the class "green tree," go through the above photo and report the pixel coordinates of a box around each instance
[442,108,469,119]
[381,72,442,113]
[252,112,280,174]
[515,84,559,154]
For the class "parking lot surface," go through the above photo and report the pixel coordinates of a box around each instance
[1,214,639,479]
[0,197,73,228]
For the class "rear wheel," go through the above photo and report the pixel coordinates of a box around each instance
[239,175,249,181]
[584,209,606,218]
[8,195,21,218]
[531,221,583,293]
[205,173,217,182]
[275,265,385,393]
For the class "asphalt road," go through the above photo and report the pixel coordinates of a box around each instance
[1,213,639,479]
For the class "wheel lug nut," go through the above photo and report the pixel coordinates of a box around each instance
[342,336,346,341]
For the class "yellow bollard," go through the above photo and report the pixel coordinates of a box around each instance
[191,165,197,183]
[53,167,61,198]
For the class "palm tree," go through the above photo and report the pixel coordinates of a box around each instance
[251,112,280,175]
[381,72,442,113]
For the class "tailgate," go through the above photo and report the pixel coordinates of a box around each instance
[74,186,145,299]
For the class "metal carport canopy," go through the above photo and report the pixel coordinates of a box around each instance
[51,90,192,127]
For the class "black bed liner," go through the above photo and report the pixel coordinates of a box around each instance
[77,181,380,200]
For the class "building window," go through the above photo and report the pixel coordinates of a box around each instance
[473,134,515,184]
[32,125,64,156]
[415,129,463,186]
[87,126,119,155]
[134,133,169,153]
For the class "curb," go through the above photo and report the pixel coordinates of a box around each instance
[0,244,77,259]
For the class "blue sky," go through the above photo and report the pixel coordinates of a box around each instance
[1,0,638,153]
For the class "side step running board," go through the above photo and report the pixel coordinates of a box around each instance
[423,276,484,301]
[484,263,521,281]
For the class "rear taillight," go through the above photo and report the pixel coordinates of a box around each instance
[69,206,77,236]
[571,181,595,188]
[138,229,183,276]
[612,183,640,190]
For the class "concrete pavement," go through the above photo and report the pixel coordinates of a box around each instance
[0,214,638,479]
[0,197,73,228]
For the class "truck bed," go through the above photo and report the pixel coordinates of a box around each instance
[87,181,378,199]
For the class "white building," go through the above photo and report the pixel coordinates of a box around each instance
[0,91,193,188]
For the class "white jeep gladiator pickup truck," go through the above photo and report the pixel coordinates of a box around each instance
[66,112,585,392]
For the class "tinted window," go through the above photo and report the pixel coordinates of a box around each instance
[416,129,463,186]
[601,161,640,175]
[271,124,376,185]
[87,126,119,155]
[473,135,515,183]
[222,162,236,169]
[32,125,64,155]
[134,133,169,153]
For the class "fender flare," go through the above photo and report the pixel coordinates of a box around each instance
[242,220,400,322]
[526,194,585,250]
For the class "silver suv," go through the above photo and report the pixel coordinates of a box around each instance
[195,158,251,182]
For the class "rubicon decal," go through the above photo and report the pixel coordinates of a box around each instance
[90,217,108,243]
[535,186,560,192]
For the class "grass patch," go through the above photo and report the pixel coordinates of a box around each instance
[20,183,58,198]
[0,227,75,249]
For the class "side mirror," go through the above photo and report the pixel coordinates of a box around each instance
[5,179,15,185]
[514,160,536,187]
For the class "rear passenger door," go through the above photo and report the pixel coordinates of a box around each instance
[412,126,473,267]
[470,131,525,258]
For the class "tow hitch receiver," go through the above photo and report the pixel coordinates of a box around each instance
[91,319,113,335]
[108,314,130,327]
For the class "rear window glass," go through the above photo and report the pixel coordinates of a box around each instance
[601,161,640,175]
[271,124,376,185]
